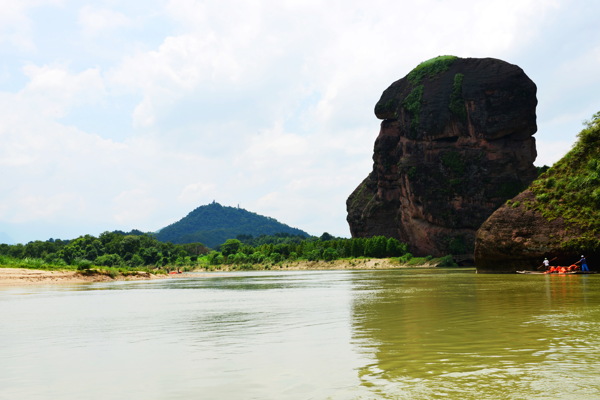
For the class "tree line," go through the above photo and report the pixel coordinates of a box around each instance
[0,231,420,270]
[0,231,209,269]
[212,233,410,266]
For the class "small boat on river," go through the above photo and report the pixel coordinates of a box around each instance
[516,270,597,275]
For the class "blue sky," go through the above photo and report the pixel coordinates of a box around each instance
[1,0,599,244]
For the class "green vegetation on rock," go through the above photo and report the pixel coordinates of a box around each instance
[449,73,467,120]
[375,98,399,118]
[401,56,458,135]
[375,55,459,124]
[527,111,600,251]
[402,84,424,137]
[407,55,458,85]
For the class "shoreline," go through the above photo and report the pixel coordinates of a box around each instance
[0,268,165,286]
[0,259,454,287]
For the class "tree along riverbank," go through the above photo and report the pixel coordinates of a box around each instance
[1,232,458,281]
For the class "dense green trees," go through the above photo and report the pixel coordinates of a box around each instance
[0,232,416,269]
[220,239,242,256]
[0,231,209,269]
[206,234,410,266]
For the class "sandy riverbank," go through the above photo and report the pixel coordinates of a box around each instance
[0,259,445,286]
[242,258,412,270]
[0,268,165,286]
[198,258,444,272]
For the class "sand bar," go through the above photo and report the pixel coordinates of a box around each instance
[0,268,164,286]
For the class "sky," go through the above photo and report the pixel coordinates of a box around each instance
[1,0,600,244]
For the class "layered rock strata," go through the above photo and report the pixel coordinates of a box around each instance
[347,56,538,257]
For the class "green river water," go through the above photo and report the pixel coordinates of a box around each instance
[1,268,599,399]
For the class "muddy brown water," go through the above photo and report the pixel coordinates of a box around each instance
[1,269,599,399]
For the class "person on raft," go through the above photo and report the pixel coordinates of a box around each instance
[543,258,550,269]
[576,255,589,272]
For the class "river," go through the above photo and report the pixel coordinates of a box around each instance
[1,268,599,399]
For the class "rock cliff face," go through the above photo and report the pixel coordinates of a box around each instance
[475,112,600,272]
[346,56,538,257]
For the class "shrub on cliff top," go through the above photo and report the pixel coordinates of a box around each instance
[407,55,458,85]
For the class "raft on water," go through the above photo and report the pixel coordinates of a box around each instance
[516,270,596,275]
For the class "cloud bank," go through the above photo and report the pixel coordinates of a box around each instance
[1,0,599,244]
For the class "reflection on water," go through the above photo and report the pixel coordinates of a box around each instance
[351,270,600,399]
[1,270,600,399]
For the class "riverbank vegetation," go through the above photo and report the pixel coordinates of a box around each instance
[0,231,457,273]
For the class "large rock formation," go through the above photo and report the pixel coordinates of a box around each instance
[475,112,600,273]
[347,56,538,257]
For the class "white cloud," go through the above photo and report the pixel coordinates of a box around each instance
[241,123,309,169]
[78,5,132,37]
[535,139,573,167]
[555,46,600,89]
[110,32,245,128]
[0,0,64,51]
[10,193,85,224]
[0,0,598,243]
[20,64,106,117]
[534,109,595,166]
[178,182,218,204]
[112,188,160,225]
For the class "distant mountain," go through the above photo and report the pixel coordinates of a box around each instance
[155,202,310,248]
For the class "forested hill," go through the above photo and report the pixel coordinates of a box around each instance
[155,202,310,248]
